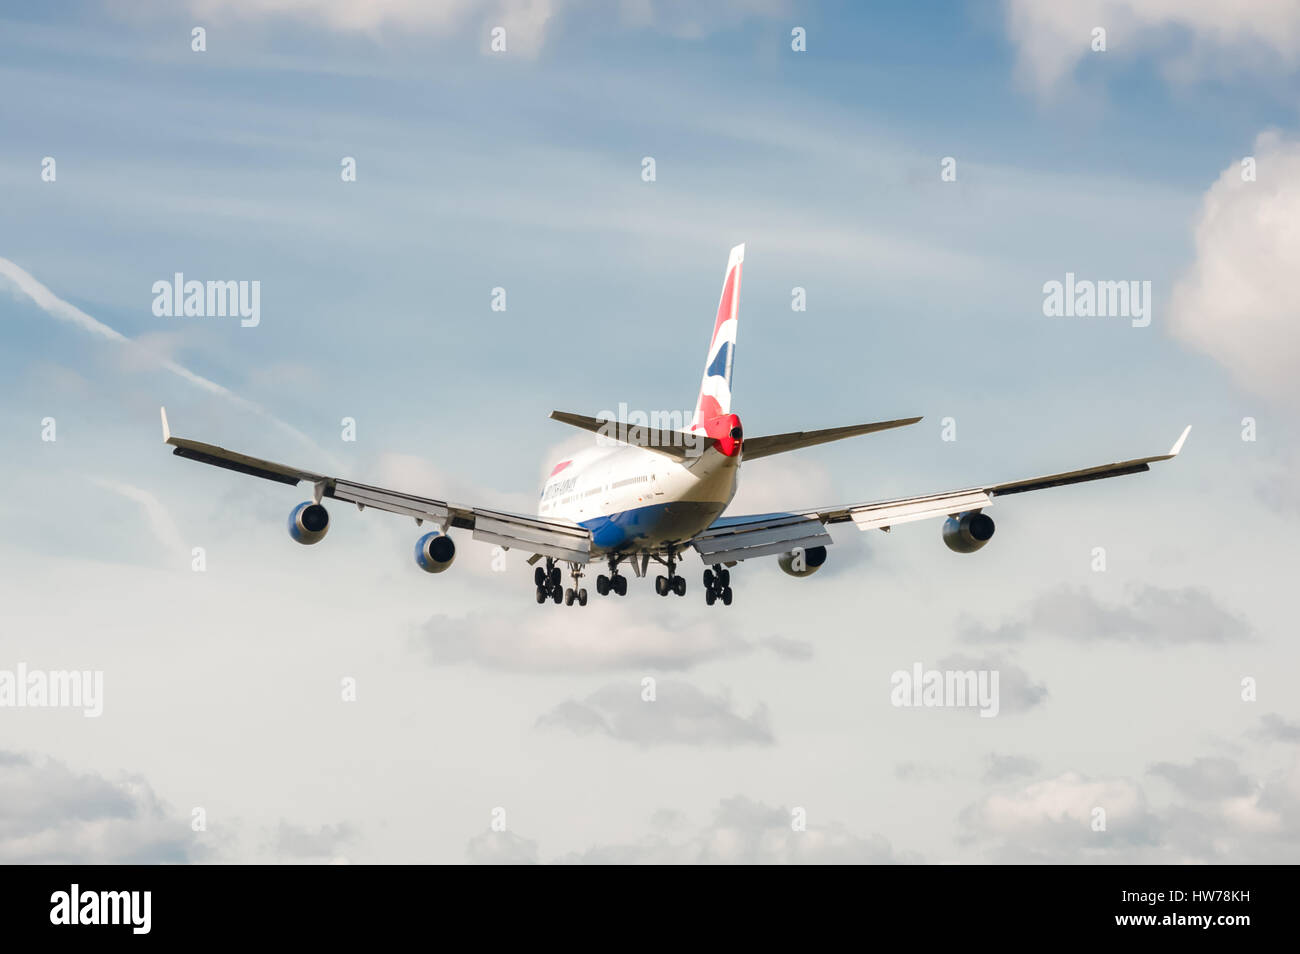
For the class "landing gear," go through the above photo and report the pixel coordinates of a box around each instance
[703,564,733,607]
[535,558,587,607]
[654,548,687,597]
[596,555,629,597]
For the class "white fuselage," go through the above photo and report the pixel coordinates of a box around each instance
[538,444,739,556]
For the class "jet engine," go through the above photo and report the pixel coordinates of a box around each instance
[778,545,828,577]
[942,511,995,553]
[288,502,330,545]
[414,530,456,573]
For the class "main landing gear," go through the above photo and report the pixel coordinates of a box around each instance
[654,549,687,598]
[703,564,733,606]
[595,555,629,598]
[535,559,587,607]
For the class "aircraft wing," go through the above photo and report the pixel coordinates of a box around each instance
[687,426,1191,563]
[160,408,592,564]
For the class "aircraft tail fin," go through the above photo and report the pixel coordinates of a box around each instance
[690,243,743,429]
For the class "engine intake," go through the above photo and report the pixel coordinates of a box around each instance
[943,511,995,553]
[288,502,330,545]
[415,531,456,573]
[778,545,828,577]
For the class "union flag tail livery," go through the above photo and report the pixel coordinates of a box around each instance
[691,242,743,429]
[161,243,1190,610]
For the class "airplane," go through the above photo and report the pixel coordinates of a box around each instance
[160,243,1190,608]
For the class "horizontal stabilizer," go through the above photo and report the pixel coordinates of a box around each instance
[549,410,695,461]
[742,416,922,461]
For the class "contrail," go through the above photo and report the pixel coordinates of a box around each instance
[0,256,331,461]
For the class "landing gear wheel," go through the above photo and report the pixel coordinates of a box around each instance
[673,575,686,597]
[550,567,562,587]
[706,588,716,606]
[552,587,563,604]
[564,587,575,606]
[534,567,546,587]
[536,586,546,604]
[703,568,714,588]
[655,575,669,597]
[613,575,627,596]
[719,568,730,586]
[577,588,588,606]
[722,586,733,606]
[596,575,610,596]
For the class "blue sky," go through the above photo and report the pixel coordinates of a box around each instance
[1,1,1298,863]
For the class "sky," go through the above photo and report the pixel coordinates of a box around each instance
[1,0,1298,863]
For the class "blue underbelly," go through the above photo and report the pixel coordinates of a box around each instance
[579,501,723,554]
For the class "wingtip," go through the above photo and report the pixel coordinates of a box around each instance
[160,406,171,443]
[1169,424,1191,457]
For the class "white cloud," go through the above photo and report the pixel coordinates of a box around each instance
[1168,131,1300,409]
[415,606,791,672]
[0,751,200,863]
[555,796,908,864]
[962,752,1300,862]
[1004,0,1300,95]
[536,680,774,746]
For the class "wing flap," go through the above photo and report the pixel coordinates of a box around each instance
[472,509,590,563]
[849,489,991,530]
[690,514,831,564]
[329,479,455,524]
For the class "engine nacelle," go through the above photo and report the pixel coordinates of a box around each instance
[414,531,456,574]
[288,502,330,545]
[778,545,828,578]
[943,511,995,553]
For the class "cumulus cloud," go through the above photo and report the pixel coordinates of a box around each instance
[463,796,910,864]
[962,751,1300,862]
[1254,713,1300,744]
[0,750,200,863]
[1004,0,1300,96]
[269,820,357,862]
[962,584,1251,647]
[1168,131,1300,410]
[958,770,1159,862]
[556,796,909,864]
[536,681,773,747]
[1148,756,1253,800]
[936,652,1049,715]
[415,606,806,673]
[465,829,540,864]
